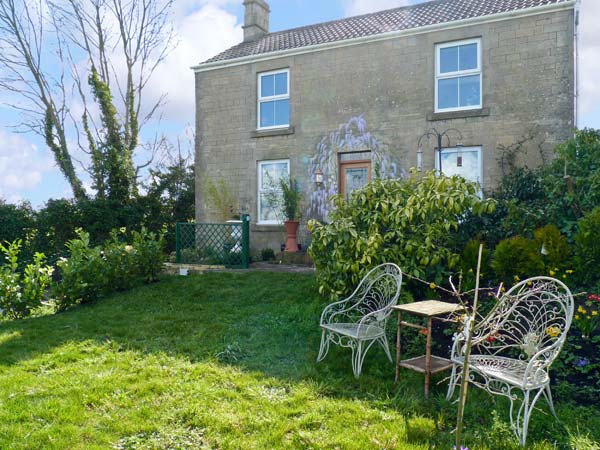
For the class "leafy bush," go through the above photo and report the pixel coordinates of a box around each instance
[574,207,600,288]
[459,240,492,291]
[491,236,544,284]
[54,230,106,311]
[260,248,275,261]
[533,224,571,271]
[54,228,165,311]
[0,240,53,319]
[132,228,166,283]
[308,171,496,299]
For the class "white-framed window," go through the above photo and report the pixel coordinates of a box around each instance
[435,38,482,112]
[435,146,483,194]
[258,69,290,130]
[257,159,290,224]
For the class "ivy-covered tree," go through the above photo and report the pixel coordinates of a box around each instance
[0,0,175,201]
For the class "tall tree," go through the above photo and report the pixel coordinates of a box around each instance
[0,0,175,202]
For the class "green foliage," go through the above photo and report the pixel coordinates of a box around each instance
[203,178,239,222]
[88,66,136,202]
[54,228,166,311]
[574,207,600,288]
[260,247,276,261]
[491,236,544,284]
[0,200,35,244]
[460,240,491,290]
[0,240,53,319]
[308,171,496,299]
[280,177,302,221]
[533,225,571,271]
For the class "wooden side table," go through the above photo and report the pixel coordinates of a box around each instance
[393,300,465,397]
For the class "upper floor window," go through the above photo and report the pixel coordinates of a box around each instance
[435,39,482,112]
[258,69,290,129]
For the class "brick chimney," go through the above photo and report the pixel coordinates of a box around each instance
[243,0,270,42]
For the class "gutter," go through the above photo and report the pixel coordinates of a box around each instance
[574,0,581,129]
[192,0,576,73]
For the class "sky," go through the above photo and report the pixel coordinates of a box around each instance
[0,0,598,207]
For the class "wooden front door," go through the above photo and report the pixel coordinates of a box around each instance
[339,160,371,200]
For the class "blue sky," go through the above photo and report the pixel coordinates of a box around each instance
[0,0,598,207]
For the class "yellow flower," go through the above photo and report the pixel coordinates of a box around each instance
[566,270,574,275]
[514,275,521,282]
[429,282,436,290]
[592,311,598,316]
[549,270,556,277]
[545,326,561,338]
[578,306,587,314]
[575,315,580,320]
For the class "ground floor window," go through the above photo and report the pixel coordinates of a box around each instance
[435,146,482,188]
[258,159,290,224]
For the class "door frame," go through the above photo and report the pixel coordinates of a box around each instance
[339,159,372,199]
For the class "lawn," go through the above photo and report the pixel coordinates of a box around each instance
[0,272,598,449]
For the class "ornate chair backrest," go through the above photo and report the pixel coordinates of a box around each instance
[349,263,403,323]
[471,277,574,377]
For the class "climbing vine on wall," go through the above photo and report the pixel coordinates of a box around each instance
[307,115,404,222]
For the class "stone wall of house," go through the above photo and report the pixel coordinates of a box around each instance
[195,8,575,254]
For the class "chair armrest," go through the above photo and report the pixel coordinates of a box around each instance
[356,307,390,334]
[320,296,357,325]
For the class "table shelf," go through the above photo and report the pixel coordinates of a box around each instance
[399,355,453,374]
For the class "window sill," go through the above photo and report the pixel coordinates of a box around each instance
[427,108,490,122]
[251,126,295,138]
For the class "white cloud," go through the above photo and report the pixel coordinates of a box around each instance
[342,0,413,16]
[578,0,600,115]
[0,130,55,202]
[144,3,243,123]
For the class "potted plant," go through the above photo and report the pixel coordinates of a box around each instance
[280,177,302,253]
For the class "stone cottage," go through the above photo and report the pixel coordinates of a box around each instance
[193,0,577,253]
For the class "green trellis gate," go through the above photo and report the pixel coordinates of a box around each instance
[175,215,250,269]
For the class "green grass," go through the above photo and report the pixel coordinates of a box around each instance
[0,272,598,449]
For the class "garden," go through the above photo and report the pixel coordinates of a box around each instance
[0,130,599,449]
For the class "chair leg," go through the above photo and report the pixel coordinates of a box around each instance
[316,330,330,362]
[542,384,558,420]
[446,363,460,401]
[514,388,545,447]
[352,341,363,378]
[379,336,393,363]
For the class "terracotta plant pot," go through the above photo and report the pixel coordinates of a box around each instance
[284,220,300,253]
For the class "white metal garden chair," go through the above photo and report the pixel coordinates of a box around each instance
[317,263,403,378]
[446,276,574,446]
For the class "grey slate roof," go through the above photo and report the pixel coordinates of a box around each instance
[200,0,571,65]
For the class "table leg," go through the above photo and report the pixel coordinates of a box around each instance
[395,311,402,383]
[424,317,433,398]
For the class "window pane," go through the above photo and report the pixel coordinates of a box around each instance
[260,162,288,190]
[260,101,275,128]
[274,99,290,126]
[274,72,288,96]
[459,43,478,71]
[440,149,480,184]
[440,46,458,73]
[259,192,282,222]
[261,74,274,97]
[459,75,481,107]
[438,78,459,109]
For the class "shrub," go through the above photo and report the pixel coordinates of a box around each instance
[132,228,166,283]
[460,240,492,291]
[280,178,302,221]
[261,248,275,261]
[533,224,571,271]
[308,171,496,299]
[54,230,106,311]
[0,240,53,319]
[54,228,166,311]
[491,236,544,284]
[574,207,600,288]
